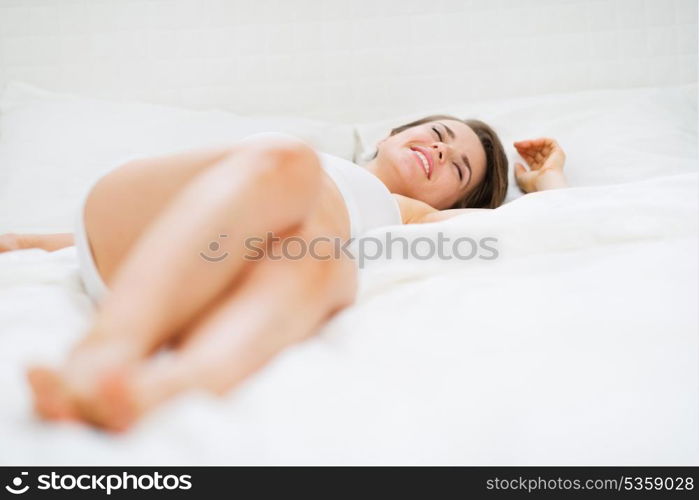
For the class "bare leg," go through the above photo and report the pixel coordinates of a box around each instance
[87,232,356,431]
[92,143,322,349]
[29,140,325,417]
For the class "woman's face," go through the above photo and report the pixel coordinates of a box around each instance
[367,119,487,209]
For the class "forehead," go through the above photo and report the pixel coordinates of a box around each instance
[437,119,478,146]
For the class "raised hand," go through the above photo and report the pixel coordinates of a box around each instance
[513,137,568,193]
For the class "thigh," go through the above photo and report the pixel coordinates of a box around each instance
[84,136,318,284]
[84,146,234,283]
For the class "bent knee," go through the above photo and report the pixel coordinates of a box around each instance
[233,132,321,172]
[233,137,323,195]
[234,131,313,154]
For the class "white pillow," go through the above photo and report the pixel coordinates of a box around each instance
[0,81,355,233]
[354,84,698,205]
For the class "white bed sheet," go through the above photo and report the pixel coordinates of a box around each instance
[0,82,697,465]
[0,171,696,465]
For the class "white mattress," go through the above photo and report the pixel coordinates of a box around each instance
[0,83,697,465]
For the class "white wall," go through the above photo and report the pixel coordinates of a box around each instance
[0,0,696,123]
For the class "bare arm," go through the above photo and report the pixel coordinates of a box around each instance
[415,207,489,223]
[0,233,74,253]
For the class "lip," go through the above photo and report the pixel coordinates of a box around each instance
[410,145,434,179]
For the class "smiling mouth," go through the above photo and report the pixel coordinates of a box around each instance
[411,148,431,179]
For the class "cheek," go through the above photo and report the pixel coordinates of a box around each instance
[390,147,422,181]
[435,178,464,208]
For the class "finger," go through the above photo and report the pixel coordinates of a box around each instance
[518,149,534,162]
[514,145,532,155]
[542,138,561,152]
[514,162,527,176]
[515,142,544,156]
[525,137,553,149]
[521,156,536,168]
[514,141,533,151]
[542,148,566,170]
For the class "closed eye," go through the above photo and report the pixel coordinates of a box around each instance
[432,126,463,181]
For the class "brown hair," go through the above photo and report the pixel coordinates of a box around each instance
[373,114,509,209]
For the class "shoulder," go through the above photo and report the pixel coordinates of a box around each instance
[392,194,438,224]
[392,195,487,224]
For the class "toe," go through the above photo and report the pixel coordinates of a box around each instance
[26,366,79,421]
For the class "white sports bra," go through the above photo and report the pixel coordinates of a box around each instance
[315,150,402,238]
[239,132,402,238]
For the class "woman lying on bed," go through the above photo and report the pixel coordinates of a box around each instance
[0,114,568,432]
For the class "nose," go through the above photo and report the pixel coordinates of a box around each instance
[431,142,450,164]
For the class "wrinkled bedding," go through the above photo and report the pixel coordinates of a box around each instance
[1,172,696,465]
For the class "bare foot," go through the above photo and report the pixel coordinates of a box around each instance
[27,332,146,431]
[72,367,144,433]
[26,366,79,421]
[28,363,146,432]
[28,340,203,432]
[56,333,142,413]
